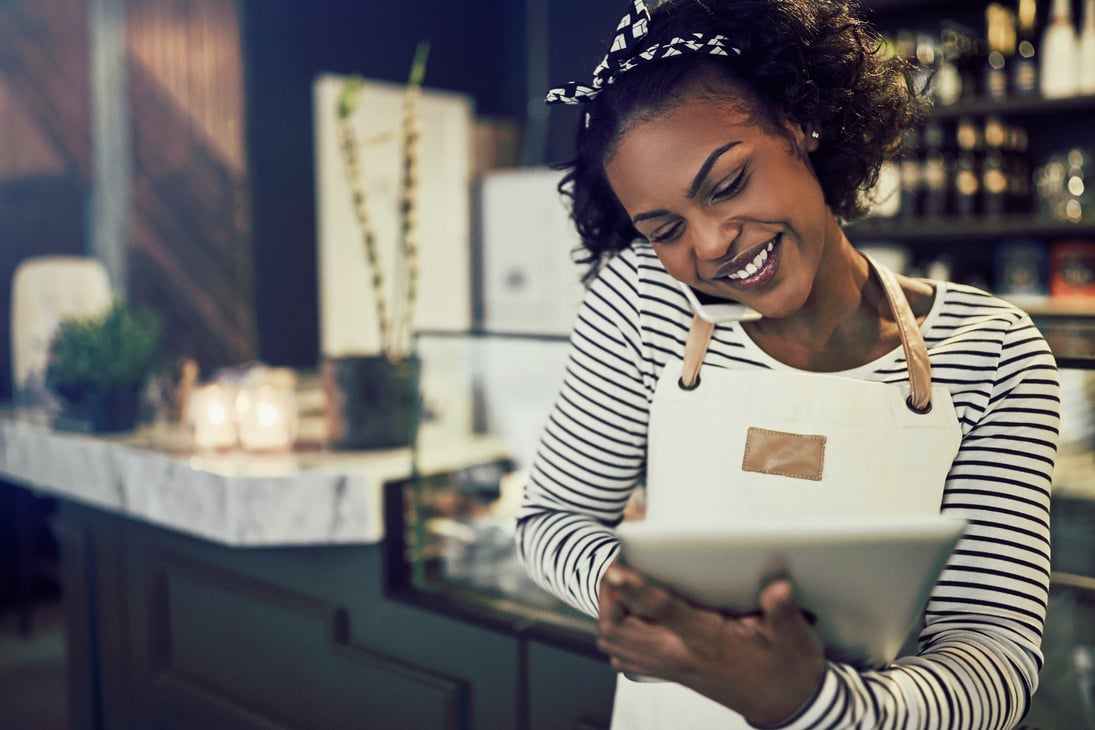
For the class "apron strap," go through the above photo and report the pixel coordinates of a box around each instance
[677,257,932,411]
[866,257,933,413]
[680,315,715,389]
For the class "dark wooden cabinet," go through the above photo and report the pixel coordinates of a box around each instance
[52,498,614,730]
[526,641,615,730]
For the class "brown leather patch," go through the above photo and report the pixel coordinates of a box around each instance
[742,427,826,481]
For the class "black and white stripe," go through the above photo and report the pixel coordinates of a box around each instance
[515,243,1060,729]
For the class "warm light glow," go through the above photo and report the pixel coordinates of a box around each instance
[235,371,298,452]
[258,401,280,427]
[189,384,237,451]
[208,402,228,425]
[188,369,298,453]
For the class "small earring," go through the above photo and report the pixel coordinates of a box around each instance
[811,130,820,140]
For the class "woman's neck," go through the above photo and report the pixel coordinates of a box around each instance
[742,222,896,372]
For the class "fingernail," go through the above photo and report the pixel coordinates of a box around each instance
[604,568,624,587]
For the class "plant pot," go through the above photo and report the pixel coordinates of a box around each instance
[53,381,144,434]
[321,355,420,450]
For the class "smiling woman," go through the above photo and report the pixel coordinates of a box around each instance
[516,1,1062,729]
[603,84,833,321]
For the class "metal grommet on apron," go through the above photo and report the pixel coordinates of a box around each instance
[610,256,963,730]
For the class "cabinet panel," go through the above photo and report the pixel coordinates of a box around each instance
[526,640,615,730]
[139,552,466,730]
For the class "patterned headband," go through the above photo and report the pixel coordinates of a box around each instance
[545,0,741,107]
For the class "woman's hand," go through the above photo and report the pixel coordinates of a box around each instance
[596,563,825,727]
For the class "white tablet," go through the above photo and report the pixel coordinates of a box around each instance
[616,515,967,665]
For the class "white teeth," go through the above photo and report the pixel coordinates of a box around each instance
[726,240,776,280]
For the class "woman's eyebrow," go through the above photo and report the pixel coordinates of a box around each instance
[632,208,672,224]
[686,141,741,199]
[630,140,743,225]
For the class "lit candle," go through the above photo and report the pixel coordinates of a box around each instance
[236,368,298,452]
[189,383,238,451]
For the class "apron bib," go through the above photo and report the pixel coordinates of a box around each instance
[611,258,962,729]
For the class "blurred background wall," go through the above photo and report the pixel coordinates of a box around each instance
[0,0,627,397]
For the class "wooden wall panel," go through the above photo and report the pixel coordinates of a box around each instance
[128,0,245,175]
[0,0,91,180]
[126,0,256,372]
[0,0,90,400]
[0,78,68,178]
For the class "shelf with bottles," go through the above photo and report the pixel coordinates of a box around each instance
[865,1,1095,229]
[872,0,1088,115]
[926,89,1095,118]
[849,214,1095,242]
[856,104,1091,241]
[876,0,1095,106]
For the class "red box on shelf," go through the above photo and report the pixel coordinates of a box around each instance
[1049,241,1095,299]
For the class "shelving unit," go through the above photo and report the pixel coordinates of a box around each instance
[926,90,1095,119]
[859,1,1095,367]
[849,215,1095,243]
[861,2,1095,724]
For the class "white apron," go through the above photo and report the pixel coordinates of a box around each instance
[610,259,962,729]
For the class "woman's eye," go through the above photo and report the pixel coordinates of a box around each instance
[711,170,747,201]
[649,223,683,243]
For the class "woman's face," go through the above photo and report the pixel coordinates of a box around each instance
[604,89,831,319]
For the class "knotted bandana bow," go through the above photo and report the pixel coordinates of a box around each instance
[545,0,741,106]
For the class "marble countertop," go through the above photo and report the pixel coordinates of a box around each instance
[0,410,509,547]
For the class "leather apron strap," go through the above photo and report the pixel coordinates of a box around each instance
[679,316,715,389]
[867,257,933,413]
[678,257,933,411]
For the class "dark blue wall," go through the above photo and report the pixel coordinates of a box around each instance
[242,0,622,367]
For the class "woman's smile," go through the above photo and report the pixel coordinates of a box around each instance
[714,233,782,290]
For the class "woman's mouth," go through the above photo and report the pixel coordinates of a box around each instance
[716,234,782,290]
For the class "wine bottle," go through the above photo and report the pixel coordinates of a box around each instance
[1041,0,1079,98]
[922,122,948,218]
[1003,121,1033,213]
[899,127,922,219]
[954,117,981,218]
[958,25,988,102]
[896,29,929,96]
[935,26,966,105]
[1080,0,1095,93]
[982,116,1008,218]
[985,4,1012,101]
[1012,0,1040,97]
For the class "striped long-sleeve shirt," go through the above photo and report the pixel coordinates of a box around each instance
[515,242,1061,729]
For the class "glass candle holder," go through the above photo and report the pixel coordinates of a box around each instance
[235,367,298,452]
[189,383,238,451]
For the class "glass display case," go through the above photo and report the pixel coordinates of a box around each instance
[388,330,599,639]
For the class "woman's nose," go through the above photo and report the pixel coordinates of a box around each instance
[692,218,741,261]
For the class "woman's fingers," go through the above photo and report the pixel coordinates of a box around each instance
[759,579,797,626]
[598,566,629,626]
[604,564,685,623]
[759,579,820,653]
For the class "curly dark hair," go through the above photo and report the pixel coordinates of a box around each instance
[558,0,928,274]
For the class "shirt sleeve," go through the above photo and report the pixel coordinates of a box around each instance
[769,312,1061,730]
[514,252,652,617]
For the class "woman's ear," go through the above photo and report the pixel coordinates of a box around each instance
[802,124,820,153]
[781,116,820,156]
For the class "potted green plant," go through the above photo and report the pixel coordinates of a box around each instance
[323,42,429,450]
[45,295,164,433]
